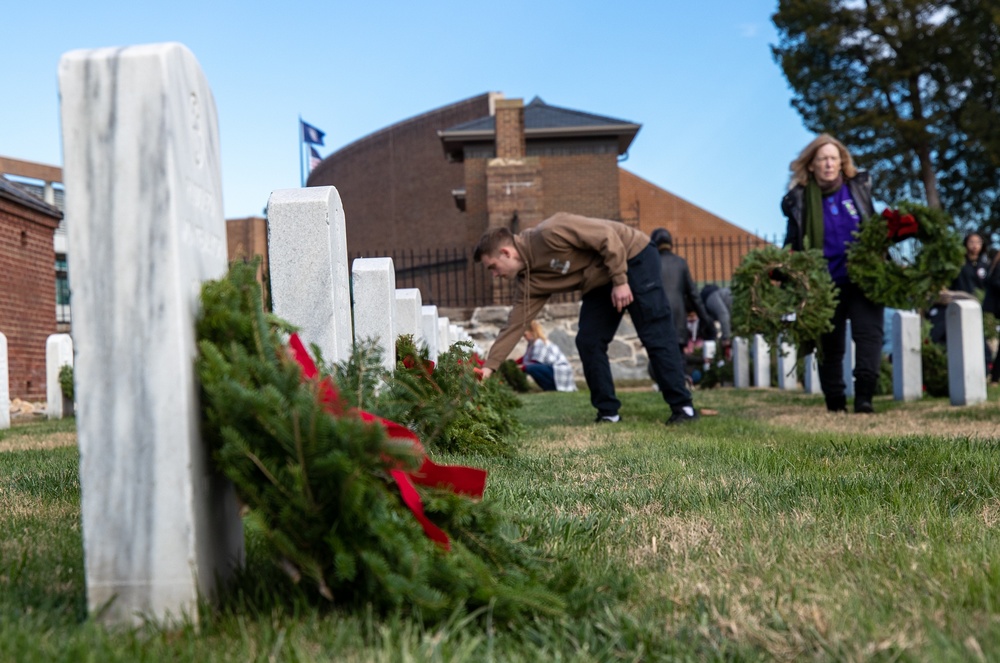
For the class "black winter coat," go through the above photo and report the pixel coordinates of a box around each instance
[781,172,875,251]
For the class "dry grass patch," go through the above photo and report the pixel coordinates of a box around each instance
[762,397,1000,439]
[0,431,77,454]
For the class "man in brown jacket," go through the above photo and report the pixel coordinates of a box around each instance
[474,212,698,424]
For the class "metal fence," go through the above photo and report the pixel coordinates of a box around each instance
[351,234,779,309]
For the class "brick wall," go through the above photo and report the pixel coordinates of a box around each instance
[540,153,620,221]
[494,99,525,159]
[0,197,59,401]
[226,216,270,308]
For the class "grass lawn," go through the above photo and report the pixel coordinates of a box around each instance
[2,386,999,661]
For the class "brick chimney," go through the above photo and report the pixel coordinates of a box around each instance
[494,99,525,159]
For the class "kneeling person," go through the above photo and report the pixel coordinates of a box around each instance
[519,320,577,392]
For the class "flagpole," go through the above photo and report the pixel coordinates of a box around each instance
[298,115,305,187]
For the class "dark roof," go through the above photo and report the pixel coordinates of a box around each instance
[0,177,63,219]
[438,96,641,157]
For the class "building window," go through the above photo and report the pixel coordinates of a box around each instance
[55,254,71,324]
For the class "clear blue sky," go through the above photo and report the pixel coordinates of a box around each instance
[3,0,812,241]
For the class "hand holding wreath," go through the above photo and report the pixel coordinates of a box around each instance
[846,202,964,311]
[732,245,838,354]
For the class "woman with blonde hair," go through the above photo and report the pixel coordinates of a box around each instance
[518,320,577,392]
[782,133,881,413]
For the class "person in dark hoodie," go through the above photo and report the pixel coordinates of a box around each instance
[473,212,698,425]
[649,228,710,354]
[782,133,880,414]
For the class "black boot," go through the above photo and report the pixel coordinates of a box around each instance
[825,394,847,413]
[854,381,875,414]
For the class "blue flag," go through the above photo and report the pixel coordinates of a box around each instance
[301,119,325,146]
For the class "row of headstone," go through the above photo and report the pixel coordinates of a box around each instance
[266,191,474,368]
[0,332,75,429]
[731,301,988,406]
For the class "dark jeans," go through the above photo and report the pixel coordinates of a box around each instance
[991,343,1000,383]
[576,243,693,417]
[819,281,884,400]
[524,363,556,391]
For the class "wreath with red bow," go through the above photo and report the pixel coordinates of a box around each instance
[196,261,563,620]
[845,202,964,311]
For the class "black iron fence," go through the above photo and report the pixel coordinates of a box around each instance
[351,234,779,309]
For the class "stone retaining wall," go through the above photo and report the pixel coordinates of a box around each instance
[441,303,652,382]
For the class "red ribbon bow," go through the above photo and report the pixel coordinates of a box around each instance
[883,208,918,242]
[288,334,487,550]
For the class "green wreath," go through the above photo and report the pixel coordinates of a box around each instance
[846,202,964,311]
[731,245,837,353]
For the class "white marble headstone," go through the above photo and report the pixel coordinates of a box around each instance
[0,332,8,430]
[946,300,987,406]
[395,289,423,345]
[268,186,353,365]
[421,305,439,363]
[751,334,770,388]
[732,337,749,388]
[776,336,798,391]
[803,352,822,395]
[892,311,922,402]
[351,258,397,372]
[59,42,244,625]
[437,316,451,354]
[45,333,74,419]
[843,319,856,398]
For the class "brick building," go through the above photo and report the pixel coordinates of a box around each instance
[307,93,765,305]
[0,177,61,400]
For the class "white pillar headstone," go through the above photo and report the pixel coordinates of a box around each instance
[843,320,856,398]
[751,334,770,388]
[437,317,451,354]
[421,305,439,363]
[947,300,987,406]
[0,332,8,430]
[59,42,244,625]
[892,311,922,402]
[352,258,396,372]
[268,186,353,364]
[732,337,749,388]
[777,337,798,391]
[803,352,822,394]
[395,289,423,345]
[45,333,73,419]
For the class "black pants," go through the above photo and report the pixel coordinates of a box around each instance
[819,281,884,401]
[576,243,693,416]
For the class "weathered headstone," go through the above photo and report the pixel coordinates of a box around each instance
[395,289,423,344]
[777,337,798,391]
[268,186,353,364]
[45,333,73,419]
[421,305,440,363]
[892,310,922,402]
[352,257,397,372]
[946,300,987,406]
[59,42,244,625]
[751,334,770,388]
[732,337,750,388]
[0,332,8,430]
[843,320,856,398]
[438,316,451,353]
[803,352,822,395]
